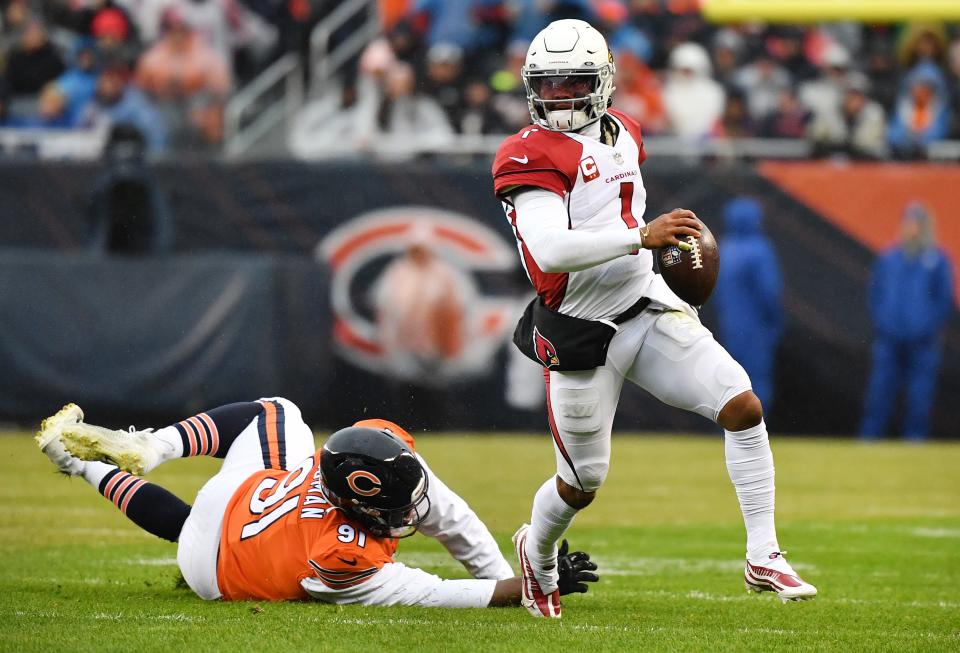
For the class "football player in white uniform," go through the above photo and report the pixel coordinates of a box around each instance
[492,20,817,618]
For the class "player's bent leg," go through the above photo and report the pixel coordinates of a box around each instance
[59,401,265,475]
[36,407,192,542]
[717,390,764,431]
[86,463,192,541]
[630,312,815,600]
[218,397,316,476]
[176,398,316,600]
[518,368,619,618]
[556,476,595,509]
[627,311,751,420]
[264,397,317,468]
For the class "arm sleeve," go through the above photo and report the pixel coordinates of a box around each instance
[513,188,642,273]
[416,454,514,580]
[301,562,497,608]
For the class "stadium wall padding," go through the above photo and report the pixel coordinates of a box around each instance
[1,160,957,437]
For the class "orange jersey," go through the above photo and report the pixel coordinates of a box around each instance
[217,419,416,601]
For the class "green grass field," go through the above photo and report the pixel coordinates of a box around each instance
[2,432,959,652]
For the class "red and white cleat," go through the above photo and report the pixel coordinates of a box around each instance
[745,551,817,602]
[512,524,562,618]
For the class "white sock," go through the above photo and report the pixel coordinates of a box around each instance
[724,420,779,562]
[82,461,117,489]
[526,477,579,593]
[152,426,184,462]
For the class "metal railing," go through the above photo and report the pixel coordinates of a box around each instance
[285,131,960,162]
[223,52,303,159]
[309,0,379,88]
[223,0,379,159]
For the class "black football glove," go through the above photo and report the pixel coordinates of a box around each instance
[556,539,599,596]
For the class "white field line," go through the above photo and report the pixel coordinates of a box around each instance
[394,552,818,576]
[594,556,817,576]
[12,610,203,622]
[908,527,960,538]
[0,527,143,539]
[90,612,204,622]
[621,588,960,610]
[28,576,115,585]
[291,614,958,640]
[63,528,147,538]
[123,557,178,566]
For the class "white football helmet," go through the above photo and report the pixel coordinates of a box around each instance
[522,19,616,132]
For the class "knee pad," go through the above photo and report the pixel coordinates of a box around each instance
[714,356,752,412]
[551,385,608,491]
[556,457,608,493]
[554,387,602,434]
[575,460,609,493]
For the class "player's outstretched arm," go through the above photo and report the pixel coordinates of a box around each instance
[415,453,515,580]
[513,189,646,272]
[301,543,597,608]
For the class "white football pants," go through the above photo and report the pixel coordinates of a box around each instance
[546,307,752,492]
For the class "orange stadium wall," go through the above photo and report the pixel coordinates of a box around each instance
[759,162,960,306]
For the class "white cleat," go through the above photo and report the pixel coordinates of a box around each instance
[35,403,87,476]
[745,551,818,602]
[60,420,160,476]
[512,524,562,618]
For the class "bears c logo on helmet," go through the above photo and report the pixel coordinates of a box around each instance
[346,470,382,497]
[533,327,560,368]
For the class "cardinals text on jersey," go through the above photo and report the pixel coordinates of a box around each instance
[493,110,659,321]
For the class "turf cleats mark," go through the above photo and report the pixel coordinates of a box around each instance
[513,524,562,618]
[745,551,817,602]
[36,403,87,476]
[61,422,160,476]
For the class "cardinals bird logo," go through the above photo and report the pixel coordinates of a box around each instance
[533,327,560,368]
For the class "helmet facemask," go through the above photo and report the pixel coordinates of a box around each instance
[523,65,615,131]
[344,473,431,538]
[320,443,432,539]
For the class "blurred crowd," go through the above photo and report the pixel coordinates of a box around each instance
[4,0,960,158]
[0,0,326,153]
[336,0,960,159]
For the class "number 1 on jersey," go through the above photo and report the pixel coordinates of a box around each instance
[619,182,638,229]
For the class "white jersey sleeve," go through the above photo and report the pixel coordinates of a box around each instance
[416,454,515,581]
[301,561,497,608]
[513,188,641,273]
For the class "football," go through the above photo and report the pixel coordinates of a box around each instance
[657,220,720,306]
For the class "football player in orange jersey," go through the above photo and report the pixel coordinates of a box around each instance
[36,398,598,608]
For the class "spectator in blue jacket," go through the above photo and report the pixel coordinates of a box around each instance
[714,197,783,410]
[56,39,100,125]
[888,62,951,158]
[80,65,167,155]
[860,203,955,440]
